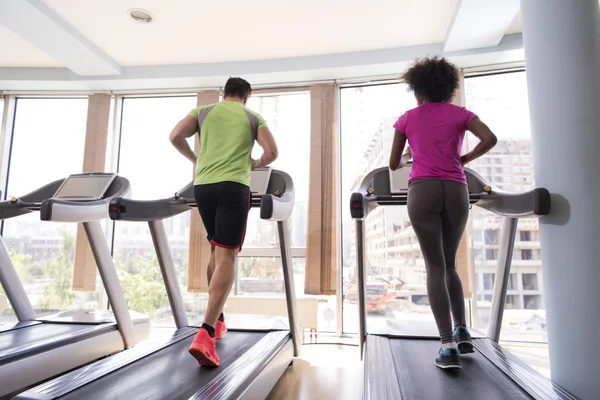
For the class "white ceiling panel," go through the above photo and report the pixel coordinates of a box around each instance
[0,25,62,67]
[41,0,459,66]
[506,11,522,35]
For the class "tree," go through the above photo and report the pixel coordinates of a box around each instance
[8,249,32,283]
[116,253,169,317]
[5,234,172,317]
[37,229,76,310]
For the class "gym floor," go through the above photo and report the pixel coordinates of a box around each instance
[146,328,363,399]
[267,339,362,400]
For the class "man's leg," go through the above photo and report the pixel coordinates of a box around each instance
[189,182,249,367]
[203,247,238,327]
[207,244,227,338]
[207,245,216,283]
[203,182,249,329]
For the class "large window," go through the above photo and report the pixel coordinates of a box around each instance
[112,96,197,332]
[340,84,421,333]
[231,93,320,329]
[112,93,315,335]
[1,98,90,321]
[245,93,310,250]
[340,73,547,359]
[465,72,547,345]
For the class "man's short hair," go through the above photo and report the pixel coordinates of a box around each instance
[224,77,252,99]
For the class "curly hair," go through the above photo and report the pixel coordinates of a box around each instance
[402,57,460,103]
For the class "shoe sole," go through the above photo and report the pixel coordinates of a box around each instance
[188,344,219,367]
[458,341,474,354]
[435,361,462,370]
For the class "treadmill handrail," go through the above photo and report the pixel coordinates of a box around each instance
[109,197,191,221]
[350,166,551,219]
[4,179,64,205]
[40,177,132,222]
[0,201,35,220]
[260,169,295,221]
[0,179,65,221]
[109,169,296,222]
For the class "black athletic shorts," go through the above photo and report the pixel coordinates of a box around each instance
[194,181,251,250]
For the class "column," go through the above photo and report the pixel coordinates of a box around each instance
[520,1,600,398]
[305,84,338,295]
[73,93,111,291]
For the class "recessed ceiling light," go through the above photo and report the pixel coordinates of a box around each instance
[128,8,154,23]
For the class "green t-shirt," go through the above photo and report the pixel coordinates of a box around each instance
[188,101,267,187]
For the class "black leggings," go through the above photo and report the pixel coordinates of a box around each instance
[407,179,469,343]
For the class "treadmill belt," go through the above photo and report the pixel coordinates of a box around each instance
[0,323,115,364]
[389,338,533,400]
[61,331,265,400]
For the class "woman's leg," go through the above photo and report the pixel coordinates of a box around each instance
[408,180,454,345]
[440,181,473,353]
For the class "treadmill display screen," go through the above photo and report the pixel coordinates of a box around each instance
[53,174,117,200]
[250,168,272,194]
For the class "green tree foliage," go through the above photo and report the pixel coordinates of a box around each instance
[8,249,32,283]
[7,231,170,317]
[5,230,181,319]
[37,229,76,310]
[116,252,169,317]
[1,250,31,298]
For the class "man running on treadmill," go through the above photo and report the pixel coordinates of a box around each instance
[169,77,278,367]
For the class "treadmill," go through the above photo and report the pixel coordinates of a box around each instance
[350,165,578,400]
[16,168,301,400]
[0,173,150,399]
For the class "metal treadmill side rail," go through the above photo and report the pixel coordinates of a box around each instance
[188,331,289,400]
[364,335,402,399]
[277,219,300,357]
[356,220,368,360]
[0,238,35,321]
[148,219,189,329]
[488,217,519,342]
[13,327,198,399]
[474,339,579,400]
[83,221,137,348]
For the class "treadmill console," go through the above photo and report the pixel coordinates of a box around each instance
[53,173,117,201]
[250,168,272,195]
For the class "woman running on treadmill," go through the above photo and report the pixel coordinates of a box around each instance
[169,77,278,367]
[389,57,497,369]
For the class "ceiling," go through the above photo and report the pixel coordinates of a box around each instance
[34,0,461,66]
[506,11,522,35]
[0,0,526,90]
[0,24,61,67]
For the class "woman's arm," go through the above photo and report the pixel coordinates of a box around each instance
[461,117,498,166]
[389,130,408,171]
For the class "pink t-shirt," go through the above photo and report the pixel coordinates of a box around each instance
[393,102,476,185]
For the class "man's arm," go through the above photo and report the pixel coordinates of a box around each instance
[169,115,198,164]
[252,127,278,169]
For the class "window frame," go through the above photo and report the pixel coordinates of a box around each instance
[0,63,538,338]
